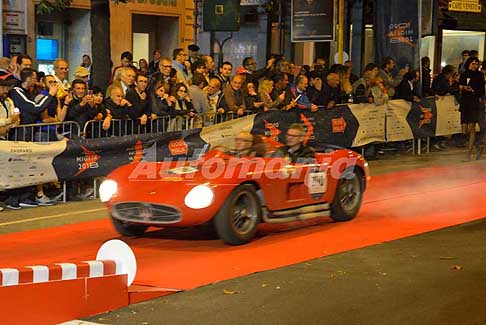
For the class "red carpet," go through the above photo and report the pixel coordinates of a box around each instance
[0,164,485,296]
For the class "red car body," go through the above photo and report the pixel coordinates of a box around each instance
[102,148,369,244]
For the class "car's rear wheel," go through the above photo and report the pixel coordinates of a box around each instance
[112,217,148,237]
[330,168,363,222]
[214,185,261,245]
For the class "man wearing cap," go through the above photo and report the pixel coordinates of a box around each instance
[188,44,201,64]
[74,66,90,84]
[0,57,12,79]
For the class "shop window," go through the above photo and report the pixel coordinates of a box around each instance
[441,30,485,68]
[420,36,435,69]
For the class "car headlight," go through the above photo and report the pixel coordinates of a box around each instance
[184,184,214,209]
[99,179,118,203]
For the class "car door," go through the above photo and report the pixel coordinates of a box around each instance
[261,157,324,211]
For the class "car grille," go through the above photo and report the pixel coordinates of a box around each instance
[112,202,182,224]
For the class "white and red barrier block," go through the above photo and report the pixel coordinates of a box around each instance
[0,260,122,287]
[0,240,137,325]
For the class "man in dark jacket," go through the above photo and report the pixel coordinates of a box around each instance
[11,68,57,126]
[421,56,432,97]
[431,65,457,96]
[125,73,151,125]
[394,70,421,103]
[270,73,296,110]
[64,79,99,129]
[273,123,315,163]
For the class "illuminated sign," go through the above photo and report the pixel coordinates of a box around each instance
[448,0,482,12]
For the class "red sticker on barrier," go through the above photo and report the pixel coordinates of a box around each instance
[169,139,188,156]
[332,117,347,133]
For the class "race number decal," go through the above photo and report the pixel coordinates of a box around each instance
[307,172,327,195]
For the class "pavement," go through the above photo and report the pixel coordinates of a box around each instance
[88,219,486,325]
[1,146,485,324]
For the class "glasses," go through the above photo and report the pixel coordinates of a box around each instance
[161,65,172,68]
[47,81,58,84]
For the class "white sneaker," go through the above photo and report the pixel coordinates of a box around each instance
[36,195,56,206]
[81,187,94,199]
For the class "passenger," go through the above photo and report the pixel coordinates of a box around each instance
[273,123,315,163]
[233,131,266,157]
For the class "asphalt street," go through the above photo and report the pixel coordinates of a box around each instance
[88,219,486,325]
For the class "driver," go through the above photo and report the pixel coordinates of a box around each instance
[273,123,315,163]
[233,131,266,157]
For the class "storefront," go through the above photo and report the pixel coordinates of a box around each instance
[19,0,194,79]
[422,0,486,73]
[196,0,270,70]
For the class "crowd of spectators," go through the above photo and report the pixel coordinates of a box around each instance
[1,44,485,211]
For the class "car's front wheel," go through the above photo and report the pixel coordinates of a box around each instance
[214,185,261,245]
[112,217,148,237]
[330,168,363,222]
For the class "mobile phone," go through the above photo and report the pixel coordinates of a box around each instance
[88,90,93,95]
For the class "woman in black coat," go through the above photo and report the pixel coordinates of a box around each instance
[458,57,485,159]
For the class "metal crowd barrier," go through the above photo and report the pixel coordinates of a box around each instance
[82,111,256,139]
[6,121,81,142]
[204,111,256,125]
[83,116,197,139]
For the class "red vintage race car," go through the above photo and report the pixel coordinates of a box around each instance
[100,147,370,245]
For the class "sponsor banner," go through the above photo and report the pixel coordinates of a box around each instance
[407,97,437,139]
[0,140,66,191]
[348,103,386,147]
[251,106,360,149]
[386,98,437,141]
[200,114,257,150]
[375,0,420,69]
[386,100,414,142]
[52,129,206,180]
[1,96,466,190]
[291,0,336,42]
[435,95,462,136]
